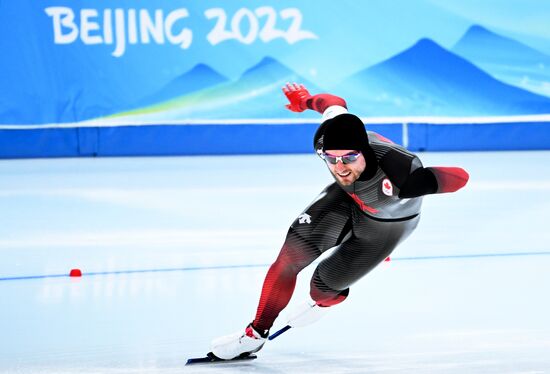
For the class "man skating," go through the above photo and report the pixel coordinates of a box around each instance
[210,83,469,360]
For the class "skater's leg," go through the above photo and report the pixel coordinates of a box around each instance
[252,228,321,333]
[253,183,352,332]
[211,184,352,359]
[310,214,420,305]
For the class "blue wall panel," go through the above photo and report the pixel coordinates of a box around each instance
[0,121,548,159]
[0,129,78,158]
[97,124,318,156]
[96,124,402,156]
[407,122,550,151]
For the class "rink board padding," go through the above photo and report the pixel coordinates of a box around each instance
[0,121,548,158]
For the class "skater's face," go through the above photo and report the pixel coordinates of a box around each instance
[324,149,366,186]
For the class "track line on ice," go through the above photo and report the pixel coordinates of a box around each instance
[1,250,549,282]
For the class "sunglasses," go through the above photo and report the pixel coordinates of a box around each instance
[322,152,361,165]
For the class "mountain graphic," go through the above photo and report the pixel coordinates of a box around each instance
[111,57,323,121]
[132,64,229,108]
[334,38,550,116]
[452,25,550,98]
[201,56,323,118]
[454,25,550,63]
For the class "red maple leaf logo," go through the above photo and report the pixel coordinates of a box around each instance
[384,181,391,190]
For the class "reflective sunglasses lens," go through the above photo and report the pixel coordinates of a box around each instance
[324,155,338,164]
[342,154,359,164]
[323,153,360,164]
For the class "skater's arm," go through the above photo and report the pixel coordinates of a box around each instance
[424,166,470,194]
[397,166,469,198]
[282,83,347,115]
[379,149,469,198]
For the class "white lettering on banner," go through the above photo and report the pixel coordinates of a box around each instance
[204,8,233,45]
[140,10,164,44]
[206,7,317,46]
[45,7,78,44]
[103,9,113,44]
[255,6,286,42]
[128,9,138,45]
[165,9,193,49]
[231,8,259,44]
[80,9,102,44]
[44,6,317,57]
[113,9,126,57]
[45,7,192,57]
[280,8,317,44]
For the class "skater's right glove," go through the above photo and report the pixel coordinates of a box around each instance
[283,82,348,115]
[283,82,312,112]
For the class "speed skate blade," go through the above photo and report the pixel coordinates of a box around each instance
[186,352,257,365]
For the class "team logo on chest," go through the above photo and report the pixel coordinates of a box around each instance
[382,178,393,196]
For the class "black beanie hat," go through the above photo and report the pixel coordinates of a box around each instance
[322,113,369,152]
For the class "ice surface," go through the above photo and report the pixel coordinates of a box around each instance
[1,151,549,373]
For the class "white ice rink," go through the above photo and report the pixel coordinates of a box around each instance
[1,151,549,373]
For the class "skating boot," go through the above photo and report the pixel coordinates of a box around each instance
[211,323,268,360]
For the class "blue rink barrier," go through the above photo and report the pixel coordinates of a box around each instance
[0,120,549,158]
[408,121,550,151]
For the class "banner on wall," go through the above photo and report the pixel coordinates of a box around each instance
[1,0,550,126]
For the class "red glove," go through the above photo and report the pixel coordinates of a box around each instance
[283,82,347,114]
[429,167,469,193]
[283,82,311,112]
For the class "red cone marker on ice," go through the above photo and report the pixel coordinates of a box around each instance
[69,268,82,277]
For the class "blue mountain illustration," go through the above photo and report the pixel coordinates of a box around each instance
[240,56,299,85]
[452,25,550,97]
[335,38,550,116]
[116,57,324,120]
[133,63,229,108]
[207,56,324,118]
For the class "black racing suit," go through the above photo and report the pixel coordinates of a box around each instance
[252,128,468,334]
